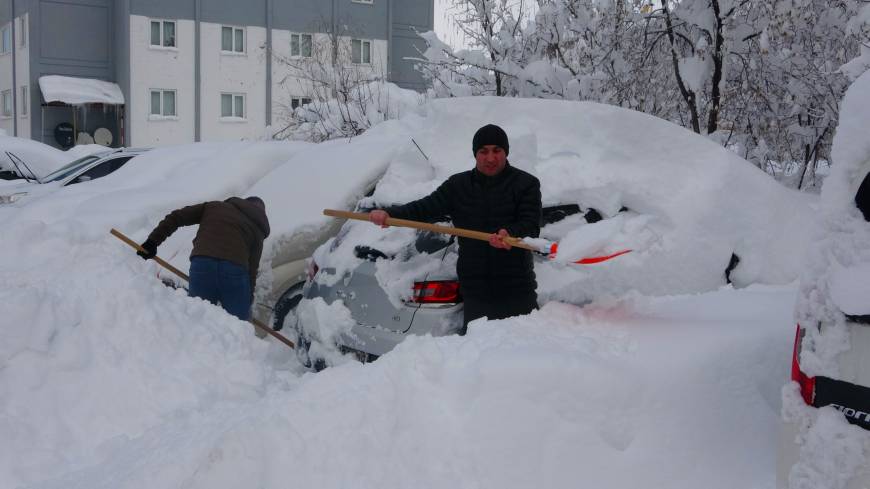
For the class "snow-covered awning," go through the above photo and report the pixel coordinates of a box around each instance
[38,75,125,105]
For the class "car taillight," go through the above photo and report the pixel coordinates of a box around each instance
[306,259,319,280]
[412,280,461,304]
[791,324,816,406]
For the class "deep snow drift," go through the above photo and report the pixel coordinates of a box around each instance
[0,97,826,489]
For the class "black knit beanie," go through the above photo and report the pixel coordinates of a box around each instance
[472,124,509,156]
[245,196,265,210]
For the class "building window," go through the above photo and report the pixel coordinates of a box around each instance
[290,33,312,58]
[352,39,371,64]
[221,93,245,119]
[221,26,244,53]
[290,97,312,110]
[150,20,176,48]
[20,86,27,116]
[18,17,25,47]
[1,25,10,54]
[1,90,11,117]
[150,89,177,117]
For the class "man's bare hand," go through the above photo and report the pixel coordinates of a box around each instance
[489,229,512,249]
[369,210,390,228]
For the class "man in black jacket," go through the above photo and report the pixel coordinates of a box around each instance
[369,124,542,332]
[137,196,270,321]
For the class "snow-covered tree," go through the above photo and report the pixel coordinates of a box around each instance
[417,0,870,188]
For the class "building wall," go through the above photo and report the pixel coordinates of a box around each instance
[2,0,433,147]
[14,10,29,138]
[199,22,268,141]
[270,30,389,128]
[26,0,119,146]
[0,15,13,135]
[128,15,195,146]
[390,0,433,91]
[0,0,32,137]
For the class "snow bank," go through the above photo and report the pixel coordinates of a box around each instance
[337,97,816,303]
[9,285,796,489]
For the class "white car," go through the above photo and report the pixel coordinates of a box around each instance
[0,148,149,205]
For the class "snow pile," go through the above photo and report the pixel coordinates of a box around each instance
[38,75,125,105]
[321,97,816,306]
[4,281,796,488]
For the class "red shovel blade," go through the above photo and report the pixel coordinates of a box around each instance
[548,242,632,265]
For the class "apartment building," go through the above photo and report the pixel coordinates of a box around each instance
[0,0,433,148]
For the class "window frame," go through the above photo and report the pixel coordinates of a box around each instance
[290,33,313,58]
[290,97,312,110]
[1,89,11,117]
[18,16,25,48]
[221,25,245,54]
[0,25,10,54]
[220,92,246,120]
[149,19,177,49]
[351,38,372,65]
[20,85,27,117]
[149,89,178,119]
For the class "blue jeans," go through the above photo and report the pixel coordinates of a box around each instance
[188,256,252,321]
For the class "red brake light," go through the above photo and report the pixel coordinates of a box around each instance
[412,280,461,304]
[791,324,815,406]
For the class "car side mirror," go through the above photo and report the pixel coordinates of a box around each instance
[74,175,92,184]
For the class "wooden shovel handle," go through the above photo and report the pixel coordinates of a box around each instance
[322,209,538,251]
[110,228,295,350]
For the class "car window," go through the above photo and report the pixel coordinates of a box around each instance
[542,204,582,225]
[66,156,133,186]
[42,155,102,183]
[414,231,451,254]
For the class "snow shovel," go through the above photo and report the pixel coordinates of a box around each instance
[110,228,296,350]
[322,210,632,265]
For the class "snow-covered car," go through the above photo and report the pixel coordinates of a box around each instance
[0,148,149,205]
[288,97,817,369]
[150,136,392,336]
[777,73,870,489]
[0,136,108,181]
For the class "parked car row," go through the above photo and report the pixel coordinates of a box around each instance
[0,148,149,205]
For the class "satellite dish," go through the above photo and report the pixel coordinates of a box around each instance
[54,122,75,148]
[94,127,113,146]
[77,131,94,145]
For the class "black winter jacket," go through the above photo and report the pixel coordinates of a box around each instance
[387,163,541,298]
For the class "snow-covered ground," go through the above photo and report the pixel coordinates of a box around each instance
[0,95,854,489]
